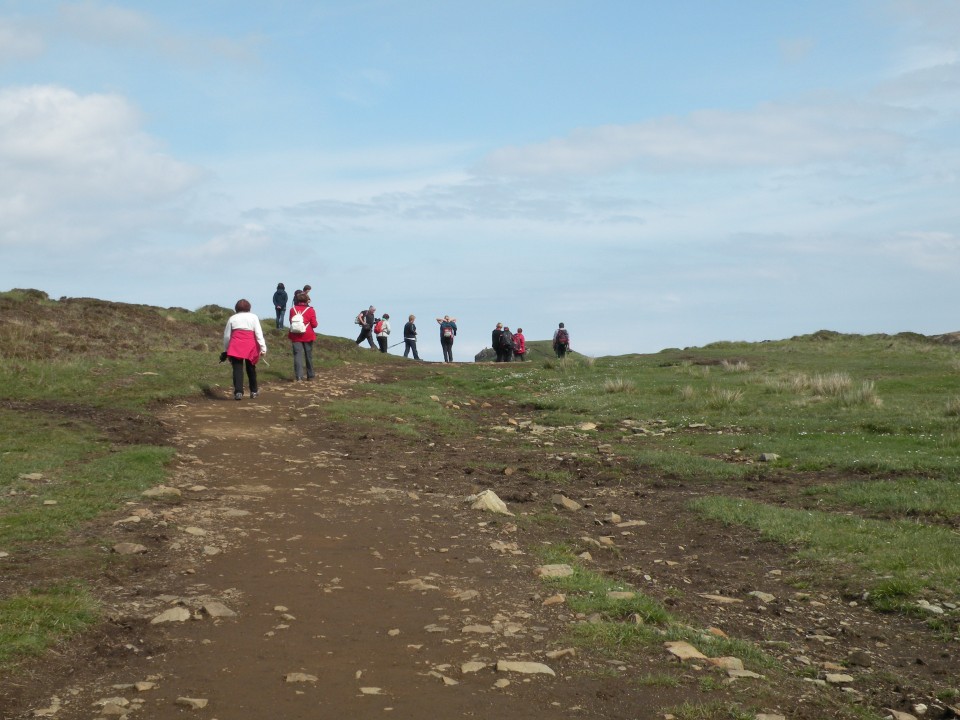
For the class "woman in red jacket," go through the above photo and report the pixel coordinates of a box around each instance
[513,327,527,361]
[288,290,319,381]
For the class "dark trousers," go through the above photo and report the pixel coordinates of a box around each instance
[555,343,568,358]
[292,341,314,380]
[441,338,454,362]
[404,339,420,359]
[377,335,389,353]
[356,327,376,348]
[275,307,285,329]
[230,357,257,395]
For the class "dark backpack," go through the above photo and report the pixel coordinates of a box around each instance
[556,328,569,345]
[501,331,514,350]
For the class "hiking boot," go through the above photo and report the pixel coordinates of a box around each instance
[251,391,258,399]
[234,392,242,400]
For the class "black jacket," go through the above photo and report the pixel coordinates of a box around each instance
[403,321,417,339]
[273,290,288,309]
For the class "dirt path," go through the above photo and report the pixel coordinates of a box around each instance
[12,367,644,719]
[8,363,959,720]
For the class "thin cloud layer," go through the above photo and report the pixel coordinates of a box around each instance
[0,85,201,245]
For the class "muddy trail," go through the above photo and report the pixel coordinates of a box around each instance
[3,363,958,720]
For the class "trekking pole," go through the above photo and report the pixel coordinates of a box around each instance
[389,340,406,349]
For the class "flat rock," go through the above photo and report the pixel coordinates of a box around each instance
[707,656,744,671]
[699,594,742,604]
[545,648,576,660]
[202,601,236,618]
[542,594,566,606]
[664,641,708,661]
[496,661,555,676]
[551,494,582,511]
[825,673,855,684]
[151,607,192,624]
[461,661,488,674]
[535,564,574,579]
[285,673,318,683]
[749,591,776,603]
[462,624,495,634]
[175,697,208,709]
[142,485,181,499]
[759,453,780,462]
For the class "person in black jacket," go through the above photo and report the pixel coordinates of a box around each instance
[355,306,377,348]
[492,322,504,362]
[500,326,515,362]
[272,283,288,329]
[403,314,421,360]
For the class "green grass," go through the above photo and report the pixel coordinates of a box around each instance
[0,582,99,662]
[690,496,960,603]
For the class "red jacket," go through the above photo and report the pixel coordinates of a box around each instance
[288,304,318,342]
[513,332,526,354]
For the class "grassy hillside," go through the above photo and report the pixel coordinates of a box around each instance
[2,289,959,674]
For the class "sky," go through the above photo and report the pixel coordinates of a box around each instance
[1,1,958,361]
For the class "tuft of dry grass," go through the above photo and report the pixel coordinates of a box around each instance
[604,377,636,394]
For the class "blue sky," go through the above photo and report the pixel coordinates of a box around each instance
[1,1,958,360]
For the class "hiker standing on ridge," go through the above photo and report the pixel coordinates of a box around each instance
[513,327,526,361]
[222,299,267,400]
[501,326,515,362]
[403,314,420,360]
[375,313,391,353]
[553,322,570,359]
[355,306,377,349]
[272,283,288,329]
[437,315,457,363]
[288,290,318,381]
[492,322,505,362]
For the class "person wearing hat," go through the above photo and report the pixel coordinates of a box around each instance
[375,313,391,353]
[355,305,377,349]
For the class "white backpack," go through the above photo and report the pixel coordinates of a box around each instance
[290,308,307,334]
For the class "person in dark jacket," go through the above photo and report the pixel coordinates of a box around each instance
[403,314,420,360]
[492,322,505,362]
[500,326,515,362]
[355,305,377,348]
[272,283,288,329]
[437,315,457,363]
[553,322,571,358]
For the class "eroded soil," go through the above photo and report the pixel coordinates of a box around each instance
[1,363,958,720]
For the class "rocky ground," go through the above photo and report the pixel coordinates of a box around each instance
[1,362,958,720]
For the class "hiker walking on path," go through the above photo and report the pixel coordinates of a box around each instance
[222,299,267,400]
[403,314,420,360]
[513,327,526,361]
[375,313,391,353]
[553,322,570,359]
[501,326,515,362]
[288,290,318,381]
[492,323,505,362]
[272,283,288,329]
[355,306,377,349]
[437,315,457,363]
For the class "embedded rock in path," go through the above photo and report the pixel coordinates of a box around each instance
[151,607,192,624]
[461,661,488,674]
[759,453,780,462]
[749,591,776,603]
[469,490,513,516]
[496,661,555,676]
[112,542,148,555]
[577,422,598,431]
[175,697,208,709]
[202,601,236,618]
[825,673,855,684]
[285,673,318,683]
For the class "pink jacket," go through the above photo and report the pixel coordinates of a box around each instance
[513,333,526,354]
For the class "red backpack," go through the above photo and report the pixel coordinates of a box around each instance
[374,320,384,334]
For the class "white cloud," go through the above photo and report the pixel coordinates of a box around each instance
[0,85,202,246]
[882,230,960,272]
[479,101,912,177]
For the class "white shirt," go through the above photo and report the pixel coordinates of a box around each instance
[223,312,267,353]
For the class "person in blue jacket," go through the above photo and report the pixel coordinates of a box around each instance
[436,315,457,363]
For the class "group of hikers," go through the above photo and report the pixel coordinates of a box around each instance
[219,282,571,399]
